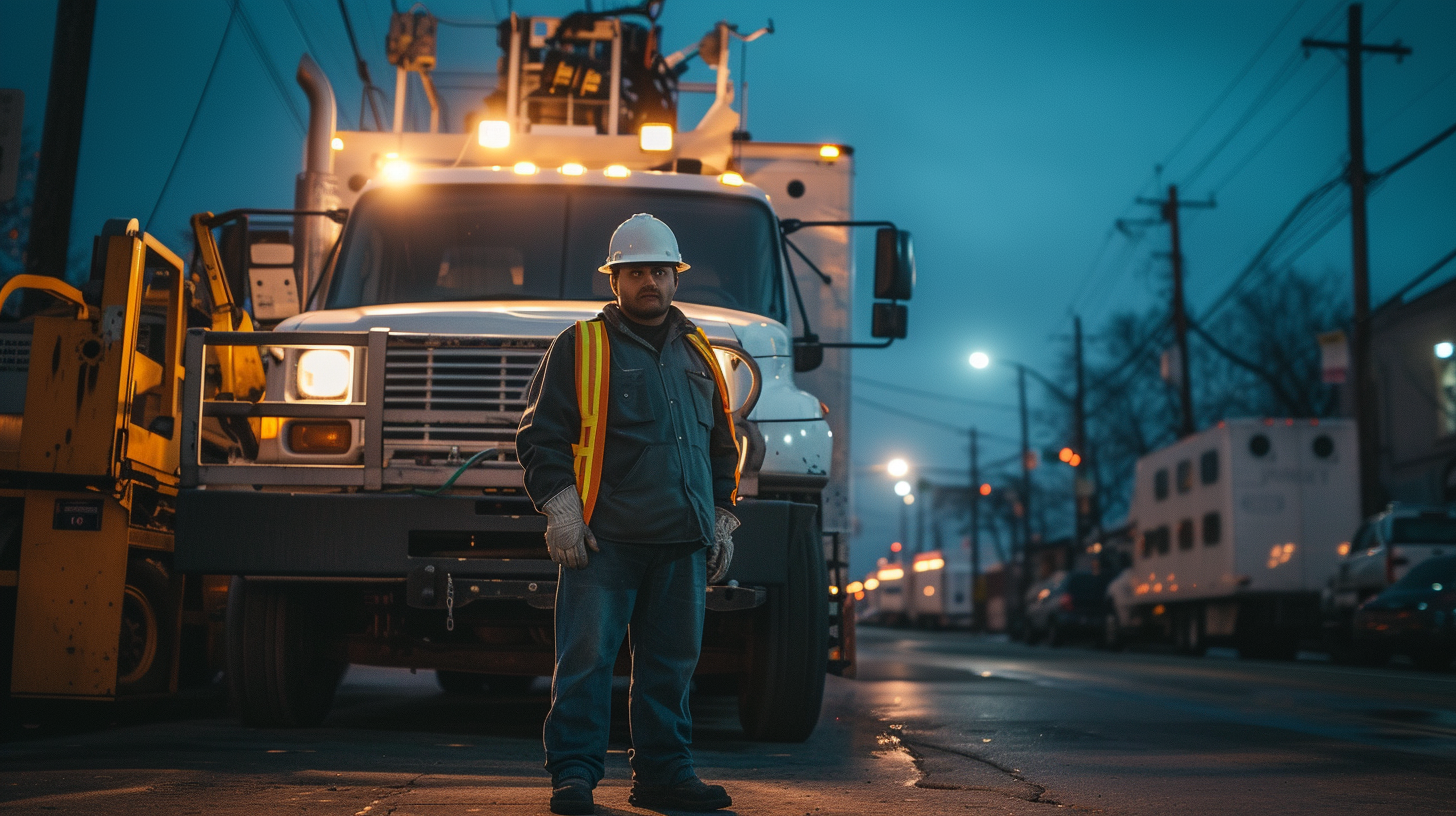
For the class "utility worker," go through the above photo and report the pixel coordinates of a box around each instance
[517,213,741,815]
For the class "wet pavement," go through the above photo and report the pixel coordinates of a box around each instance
[2,628,1455,814]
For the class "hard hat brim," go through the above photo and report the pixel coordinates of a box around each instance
[598,261,691,273]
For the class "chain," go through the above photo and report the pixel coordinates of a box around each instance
[445,573,455,631]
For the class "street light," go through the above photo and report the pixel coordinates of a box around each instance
[894,480,912,496]
[887,457,909,478]
[968,351,990,370]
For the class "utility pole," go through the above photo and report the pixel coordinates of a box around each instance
[1016,366,1031,625]
[969,427,983,632]
[1303,2,1409,516]
[1137,184,1214,438]
[1072,315,1087,555]
[25,0,97,283]
[915,477,928,554]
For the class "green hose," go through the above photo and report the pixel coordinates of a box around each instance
[412,447,502,496]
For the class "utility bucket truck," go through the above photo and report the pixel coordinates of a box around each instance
[173,5,914,741]
[1105,418,1359,658]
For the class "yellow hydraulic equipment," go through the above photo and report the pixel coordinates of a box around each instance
[0,216,260,700]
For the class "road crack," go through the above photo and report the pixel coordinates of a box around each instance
[881,726,1094,810]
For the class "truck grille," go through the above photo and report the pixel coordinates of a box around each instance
[382,342,548,461]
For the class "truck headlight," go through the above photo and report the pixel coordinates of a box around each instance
[295,348,353,400]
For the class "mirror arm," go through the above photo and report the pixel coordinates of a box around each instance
[780,231,818,345]
[780,218,900,234]
[783,236,833,285]
[811,337,895,349]
[202,207,349,228]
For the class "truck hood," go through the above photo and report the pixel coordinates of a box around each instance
[276,300,792,357]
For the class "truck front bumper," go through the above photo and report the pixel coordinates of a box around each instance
[176,490,811,599]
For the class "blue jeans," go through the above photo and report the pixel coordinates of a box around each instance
[544,540,706,786]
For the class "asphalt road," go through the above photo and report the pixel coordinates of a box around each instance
[1,629,1453,815]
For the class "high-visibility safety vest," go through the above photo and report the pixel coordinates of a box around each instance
[572,319,740,523]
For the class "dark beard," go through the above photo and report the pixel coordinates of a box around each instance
[619,294,670,323]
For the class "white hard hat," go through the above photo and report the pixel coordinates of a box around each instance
[598,213,691,273]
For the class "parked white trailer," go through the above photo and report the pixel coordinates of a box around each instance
[1106,418,1360,657]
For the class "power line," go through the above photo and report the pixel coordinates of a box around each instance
[282,0,355,126]
[853,375,1018,412]
[1180,48,1307,189]
[232,0,307,134]
[1208,60,1342,196]
[852,395,1020,445]
[145,2,237,232]
[1158,0,1312,171]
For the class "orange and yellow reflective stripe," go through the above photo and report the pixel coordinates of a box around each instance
[573,320,610,523]
[687,328,742,504]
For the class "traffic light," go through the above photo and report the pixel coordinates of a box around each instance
[1047,446,1083,467]
[979,483,992,496]
[890,541,902,553]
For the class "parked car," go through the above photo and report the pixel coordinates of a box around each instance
[1023,571,1113,646]
[1352,554,1456,670]
[1324,504,1456,660]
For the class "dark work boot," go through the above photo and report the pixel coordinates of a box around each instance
[549,776,594,815]
[629,776,732,811]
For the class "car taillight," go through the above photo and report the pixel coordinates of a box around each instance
[1058,593,1074,612]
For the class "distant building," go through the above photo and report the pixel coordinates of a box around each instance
[1372,276,1456,503]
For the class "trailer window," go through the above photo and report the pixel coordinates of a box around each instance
[1142,526,1171,557]
[1391,517,1456,544]
[1200,450,1218,485]
[1154,469,1169,501]
[1176,460,1193,494]
[1177,518,1194,550]
[1202,511,1221,545]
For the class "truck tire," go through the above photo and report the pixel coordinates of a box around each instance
[738,516,827,743]
[1175,606,1206,657]
[1100,611,1124,651]
[226,577,346,727]
[117,557,179,696]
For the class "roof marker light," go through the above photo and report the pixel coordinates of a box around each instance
[819,144,841,159]
[560,162,586,176]
[478,119,511,149]
[639,124,674,152]
[514,161,538,175]
[604,164,631,178]
[718,171,744,186]
[381,157,412,183]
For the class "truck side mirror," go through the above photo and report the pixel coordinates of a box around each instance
[874,228,915,301]
[794,339,824,372]
[870,302,907,339]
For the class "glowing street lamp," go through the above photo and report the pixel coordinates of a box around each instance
[894,480,912,496]
[887,457,909,478]
[968,350,990,369]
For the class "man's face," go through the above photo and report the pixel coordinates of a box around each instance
[611,264,678,324]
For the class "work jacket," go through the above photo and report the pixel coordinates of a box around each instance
[517,303,738,546]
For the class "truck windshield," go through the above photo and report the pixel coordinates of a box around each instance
[326,184,786,323]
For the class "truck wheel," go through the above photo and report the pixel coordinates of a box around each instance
[1175,607,1206,657]
[1100,611,1124,651]
[738,516,827,743]
[226,577,346,727]
[117,557,178,696]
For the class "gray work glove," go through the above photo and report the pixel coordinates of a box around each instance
[708,506,740,584]
[542,489,599,570]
